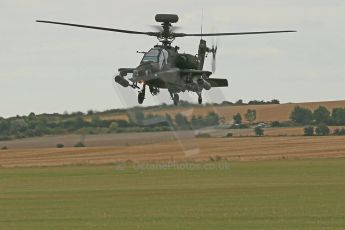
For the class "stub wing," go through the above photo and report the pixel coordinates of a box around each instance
[180,69,212,77]
[206,78,229,87]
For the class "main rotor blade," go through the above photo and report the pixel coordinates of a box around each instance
[174,30,297,37]
[36,20,158,36]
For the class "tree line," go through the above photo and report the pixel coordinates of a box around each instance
[2,104,345,141]
[289,106,345,136]
[0,110,222,141]
[290,106,345,126]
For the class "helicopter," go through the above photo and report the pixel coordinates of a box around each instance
[37,14,296,105]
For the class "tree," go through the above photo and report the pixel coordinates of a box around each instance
[165,114,174,127]
[254,126,264,136]
[205,112,220,126]
[56,143,64,148]
[116,120,130,128]
[87,110,94,116]
[191,115,204,128]
[0,118,10,136]
[334,128,345,136]
[28,112,36,120]
[248,100,264,105]
[331,108,345,125]
[313,106,330,124]
[315,124,330,136]
[235,99,244,105]
[304,126,314,136]
[221,101,234,105]
[109,122,118,131]
[9,119,28,134]
[91,116,103,128]
[233,113,242,125]
[74,142,86,147]
[271,121,281,127]
[270,99,280,104]
[290,106,313,125]
[174,113,190,129]
[72,116,85,130]
[245,109,256,124]
[128,108,145,126]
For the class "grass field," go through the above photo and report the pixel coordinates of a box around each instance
[1,159,345,229]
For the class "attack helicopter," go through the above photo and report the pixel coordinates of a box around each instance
[37,14,296,105]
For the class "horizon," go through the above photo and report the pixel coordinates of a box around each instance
[2,98,345,119]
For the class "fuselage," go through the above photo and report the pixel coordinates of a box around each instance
[115,39,227,106]
[132,45,201,91]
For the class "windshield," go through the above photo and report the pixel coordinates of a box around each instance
[142,49,160,63]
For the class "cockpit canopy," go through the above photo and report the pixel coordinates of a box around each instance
[142,49,160,63]
[141,48,169,70]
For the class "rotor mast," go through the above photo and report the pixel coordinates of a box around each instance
[155,14,179,47]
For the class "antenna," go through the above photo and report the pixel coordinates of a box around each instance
[201,9,204,39]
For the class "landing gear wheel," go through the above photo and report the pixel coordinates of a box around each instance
[138,92,145,104]
[173,94,179,106]
[198,96,202,105]
[138,84,146,104]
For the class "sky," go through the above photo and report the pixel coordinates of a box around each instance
[1,0,345,118]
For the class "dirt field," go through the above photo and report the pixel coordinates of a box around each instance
[0,131,197,149]
[1,100,345,168]
[2,125,345,151]
[1,136,344,168]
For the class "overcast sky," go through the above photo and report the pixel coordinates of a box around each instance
[1,0,344,117]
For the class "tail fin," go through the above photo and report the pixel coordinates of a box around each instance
[198,39,208,70]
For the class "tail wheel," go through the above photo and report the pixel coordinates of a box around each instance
[198,96,202,105]
[173,94,179,106]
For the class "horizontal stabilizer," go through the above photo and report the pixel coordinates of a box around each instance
[207,78,228,87]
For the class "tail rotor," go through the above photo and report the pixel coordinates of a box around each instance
[211,39,218,73]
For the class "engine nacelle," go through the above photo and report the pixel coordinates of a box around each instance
[115,75,129,88]
[176,54,200,70]
[197,79,212,90]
